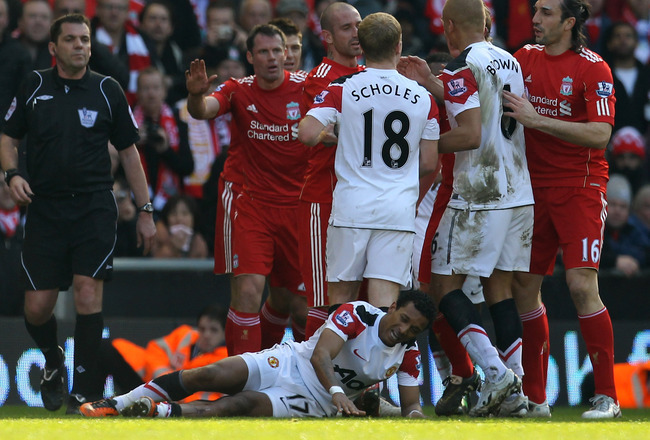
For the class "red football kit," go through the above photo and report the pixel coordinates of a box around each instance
[514,44,618,406]
[298,58,364,310]
[514,45,615,273]
[210,70,308,287]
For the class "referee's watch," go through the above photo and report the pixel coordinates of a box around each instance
[138,202,154,214]
[4,168,20,186]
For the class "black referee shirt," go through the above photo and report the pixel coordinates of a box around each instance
[3,67,139,197]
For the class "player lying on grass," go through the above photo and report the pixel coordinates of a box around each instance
[80,290,435,418]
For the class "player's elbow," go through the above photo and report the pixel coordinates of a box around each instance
[587,123,612,150]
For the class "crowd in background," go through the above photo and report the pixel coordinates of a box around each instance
[1,0,650,317]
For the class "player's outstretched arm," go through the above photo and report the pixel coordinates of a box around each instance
[310,328,366,416]
[186,59,221,120]
[502,90,611,149]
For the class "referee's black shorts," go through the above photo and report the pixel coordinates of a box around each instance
[21,190,117,291]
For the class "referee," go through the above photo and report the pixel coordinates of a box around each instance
[0,14,156,414]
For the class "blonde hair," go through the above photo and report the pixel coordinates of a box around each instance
[358,12,401,62]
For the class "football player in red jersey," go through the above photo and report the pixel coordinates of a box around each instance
[503,0,620,419]
[299,2,365,339]
[185,24,308,356]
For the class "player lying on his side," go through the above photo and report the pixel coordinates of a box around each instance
[80,290,435,418]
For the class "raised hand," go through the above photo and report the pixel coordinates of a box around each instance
[185,59,218,96]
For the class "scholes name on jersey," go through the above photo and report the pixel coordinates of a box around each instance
[351,83,420,104]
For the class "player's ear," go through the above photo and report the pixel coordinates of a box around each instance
[48,41,57,57]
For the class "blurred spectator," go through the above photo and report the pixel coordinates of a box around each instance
[622,0,650,64]
[275,0,324,72]
[608,126,649,195]
[0,178,23,316]
[602,21,650,135]
[201,0,247,71]
[92,0,152,104]
[602,174,650,276]
[113,176,143,257]
[139,0,187,106]
[166,0,201,54]
[238,0,272,34]
[152,194,209,258]
[394,7,426,57]
[175,65,224,234]
[52,0,84,16]
[133,67,194,213]
[0,0,32,132]
[16,0,52,69]
[585,0,612,54]
[269,16,302,71]
[197,57,246,254]
[96,304,227,401]
[630,184,650,241]
[345,0,383,18]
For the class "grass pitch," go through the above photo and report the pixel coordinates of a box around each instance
[1,406,649,440]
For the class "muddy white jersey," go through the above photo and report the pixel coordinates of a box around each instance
[289,301,421,408]
[307,68,439,231]
[441,41,533,210]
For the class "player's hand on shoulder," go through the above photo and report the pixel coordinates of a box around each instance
[397,55,430,84]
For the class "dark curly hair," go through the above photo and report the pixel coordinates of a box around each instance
[396,290,436,326]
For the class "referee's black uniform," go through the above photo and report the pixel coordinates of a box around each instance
[4,67,139,289]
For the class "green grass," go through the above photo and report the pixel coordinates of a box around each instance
[1,406,649,440]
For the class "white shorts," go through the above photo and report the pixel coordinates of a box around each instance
[326,226,414,289]
[240,344,329,418]
[431,206,533,277]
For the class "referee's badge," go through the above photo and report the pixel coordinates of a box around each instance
[78,107,98,128]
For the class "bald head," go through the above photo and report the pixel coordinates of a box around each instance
[320,2,358,33]
[442,0,485,34]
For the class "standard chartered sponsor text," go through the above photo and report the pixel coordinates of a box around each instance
[248,120,290,141]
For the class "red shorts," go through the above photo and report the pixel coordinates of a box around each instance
[529,187,607,275]
[232,193,303,294]
[418,184,452,286]
[298,200,331,307]
[213,176,241,274]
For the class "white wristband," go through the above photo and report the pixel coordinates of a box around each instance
[329,386,344,396]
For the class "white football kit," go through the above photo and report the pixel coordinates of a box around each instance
[307,68,440,231]
[432,42,534,276]
[241,301,421,417]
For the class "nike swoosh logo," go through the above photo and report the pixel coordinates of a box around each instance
[353,349,367,362]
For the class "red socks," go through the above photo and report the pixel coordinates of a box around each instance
[305,307,329,340]
[432,314,474,378]
[579,307,617,401]
[259,302,290,349]
[225,308,261,355]
[520,305,549,404]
